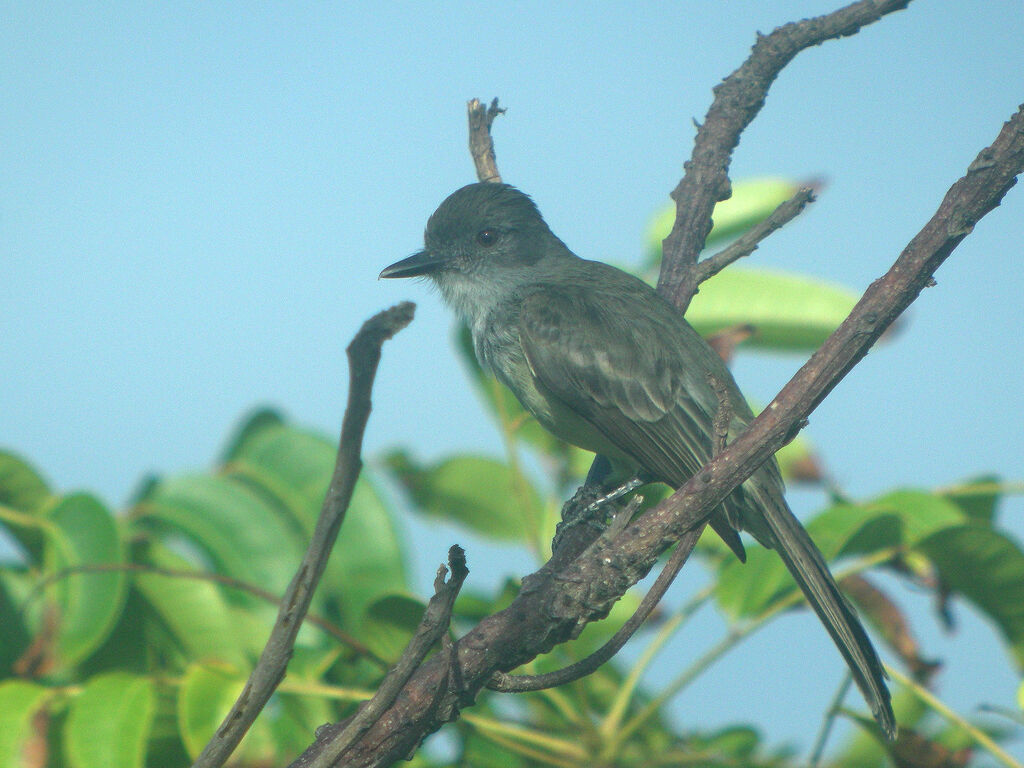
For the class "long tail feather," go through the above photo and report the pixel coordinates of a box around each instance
[754,490,896,738]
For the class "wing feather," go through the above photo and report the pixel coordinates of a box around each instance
[518,282,719,486]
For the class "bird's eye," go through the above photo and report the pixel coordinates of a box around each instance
[476,229,499,247]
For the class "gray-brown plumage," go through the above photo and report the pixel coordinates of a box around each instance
[381,182,895,738]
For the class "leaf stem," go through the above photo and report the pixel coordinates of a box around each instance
[886,666,1023,768]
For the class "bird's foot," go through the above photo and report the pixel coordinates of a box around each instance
[583,475,646,516]
[552,473,647,553]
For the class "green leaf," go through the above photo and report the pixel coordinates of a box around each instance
[267,692,337,758]
[132,541,251,668]
[44,493,127,670]
[178,662,310,763]
[685,267,859,351]
[716,490,967,618]
[218,406,287,464]
[132,475,306,606]
[177,663,246,759]
[330,477,409,629]
[384,451,538,542]
[0,450,50,514]
[64,672,155,768]
[0,569,32,674]
[460,728,531,768]
[0,680,51,768]
[850,490,968,551]
[224,417,408,628]
[0,450,53,561]
[939,474,1003,525]
[222,417,333,532]
[918,525,1024,669]
[646,177,807,260]
[361,592,428,662]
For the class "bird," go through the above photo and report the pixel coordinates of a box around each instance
[380,181,896,737]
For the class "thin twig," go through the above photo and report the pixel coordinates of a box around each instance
[595,585,716,749]
[809,674,853,767]
[614,549,899,747]
[488,521,703,693]
[302,547,469,768]
[885,665,1024,768]
[468,98,505,183]
[190,302,415,768]
[693,186,816,285]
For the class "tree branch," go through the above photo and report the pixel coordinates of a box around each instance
[190,302,415,768]
[468,97,505,183]
[658,0,912,312]
[694,186,816,285]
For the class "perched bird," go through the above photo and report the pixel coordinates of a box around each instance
[380,182,895,737]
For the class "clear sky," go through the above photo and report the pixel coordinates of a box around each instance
[3,0,1023,756]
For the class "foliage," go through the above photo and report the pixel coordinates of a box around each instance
[1,180,1022,767]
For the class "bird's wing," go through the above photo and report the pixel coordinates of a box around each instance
[516,281,725,490]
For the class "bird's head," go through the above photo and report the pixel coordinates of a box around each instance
[380,183,568,290]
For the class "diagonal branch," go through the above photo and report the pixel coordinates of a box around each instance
[694,186,816,285]
[190,302,415,768]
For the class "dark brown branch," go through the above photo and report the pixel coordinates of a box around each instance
[467,98,505,183]
[634,102,1024,563]
[489,499,701,693]
[299,101,1024,768]
[299,547,468,768]
[190,301,415,768]
[657,0,912,312]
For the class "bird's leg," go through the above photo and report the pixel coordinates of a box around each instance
[552,455,639,552]
[583,474,647,515]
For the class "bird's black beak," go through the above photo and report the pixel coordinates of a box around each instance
[379,250,447,279]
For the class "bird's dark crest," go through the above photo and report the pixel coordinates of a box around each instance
[427,183,544,240]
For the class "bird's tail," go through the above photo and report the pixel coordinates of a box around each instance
[753,488,897,739]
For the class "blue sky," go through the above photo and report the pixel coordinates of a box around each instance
[3,1,1023,756]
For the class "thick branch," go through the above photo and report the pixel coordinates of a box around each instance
[304,105,1024,767]
[191,302,415,768]
[657,0,911,311]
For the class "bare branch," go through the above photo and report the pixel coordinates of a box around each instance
[468,97,505,183]
[658,0,912,312]
[694,186,816,285]
[629,103,1024,571]
[191,301,415,768]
